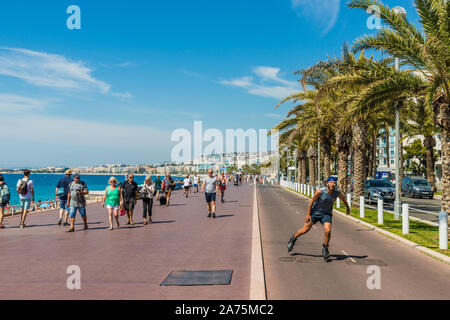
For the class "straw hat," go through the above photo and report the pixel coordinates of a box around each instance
[65,169,72,175]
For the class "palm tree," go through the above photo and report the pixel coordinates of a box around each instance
[348,0,450,211]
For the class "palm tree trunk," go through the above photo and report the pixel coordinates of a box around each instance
[442,126,450,212]
[373,129,378,177]
[322,139,332,181]
[423,136,437,192]
[300,152,307,184]
[352,121,367,207]
[385,126,390,168]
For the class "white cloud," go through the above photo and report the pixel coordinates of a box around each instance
[264,113,283,119]
[1,114,169,150]
[0,47,110,93]
[111,92,133,99]
[0,93,47,113]
[220,67,299,99]
[291,0,340,35]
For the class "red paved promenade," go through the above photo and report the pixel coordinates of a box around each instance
[0,183,254,299]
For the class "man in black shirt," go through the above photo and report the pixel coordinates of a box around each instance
[121,174,138,225]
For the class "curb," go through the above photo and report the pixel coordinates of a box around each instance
[278,185,450,265]
[249,183,267,300]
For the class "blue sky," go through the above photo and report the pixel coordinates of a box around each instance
[0,0,419,167]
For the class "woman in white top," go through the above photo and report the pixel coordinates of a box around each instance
[141,175,155,225]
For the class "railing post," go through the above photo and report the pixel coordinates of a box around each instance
[377,199,384,225]
[347,193,352,210]
[360,196,365,218]
[402,203,409,234]
[439,211,448,250]
[336,197,340,208]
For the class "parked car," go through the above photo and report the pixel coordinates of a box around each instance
[363,179,396,202]
[401,177,433,199]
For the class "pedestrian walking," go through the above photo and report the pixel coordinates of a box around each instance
[55,170,73,226]
[163,174,175,206]
[183,175,191,198]
[154,176,162,200]
[202,169,219,218]
[0,174,10,229]
[16,169,35,228]
[287,176,351,261]
[121,174,138,225]
[141,175,155,225]
[102,177,122,230]
[66,173,89,232]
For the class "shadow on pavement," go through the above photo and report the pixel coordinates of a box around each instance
[216,214,235,219]
[291,252,368,261]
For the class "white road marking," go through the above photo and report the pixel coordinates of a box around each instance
[312,225,317,230]
[296,211,300,215]
[341,250,356,263]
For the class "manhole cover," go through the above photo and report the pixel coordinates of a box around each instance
[279,257,309,263]
[160,270,233,286]
[346,259,387,266]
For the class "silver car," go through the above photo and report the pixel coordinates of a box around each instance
[364,179,396,203]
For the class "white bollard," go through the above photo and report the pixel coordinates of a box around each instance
[360,196,365,218]
[336,197,340,208]
[377,199,384,225]
[402,203,409,234]
[347,193,352,210]
[439,211,448,250]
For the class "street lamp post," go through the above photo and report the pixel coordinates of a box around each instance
[393,6,406,220]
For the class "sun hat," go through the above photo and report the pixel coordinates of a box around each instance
[65,169,72,175]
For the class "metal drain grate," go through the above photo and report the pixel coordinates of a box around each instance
[160,270,233,286]
[346,259,387,266]
[279,257,309,263]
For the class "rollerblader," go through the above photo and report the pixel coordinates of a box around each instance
[287,176,350,262]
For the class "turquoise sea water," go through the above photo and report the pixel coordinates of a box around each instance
[1,174,185,205]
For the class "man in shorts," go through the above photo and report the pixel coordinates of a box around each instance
[16,169,35,228]
[66,173,89,232]
[218,171,228,203]
[287,176,351,261]
[183,175,191,198]
[121,174,138,225]
[202,169,219,218]
[193,175,200,193]
[55,169,73,226]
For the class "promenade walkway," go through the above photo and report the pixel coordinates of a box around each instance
[0,183,254,299]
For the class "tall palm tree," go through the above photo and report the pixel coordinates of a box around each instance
[348,0,450,211]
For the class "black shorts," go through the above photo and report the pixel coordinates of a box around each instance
[124,199,135,211]
[205,193,216,203]
[311,214,332,225]
[184,186,190,191]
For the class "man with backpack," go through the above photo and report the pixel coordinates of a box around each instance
[55,170,73,226]
[0,174,10,229]
[16,169,35,228]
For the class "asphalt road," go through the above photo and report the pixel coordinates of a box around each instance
[257,184,450,299]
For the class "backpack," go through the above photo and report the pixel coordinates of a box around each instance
[0,184,10,204]
[17,179,29,195]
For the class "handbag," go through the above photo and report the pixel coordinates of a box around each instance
[119,207,126,216]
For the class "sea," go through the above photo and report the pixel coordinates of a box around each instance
[1,174,185,206]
